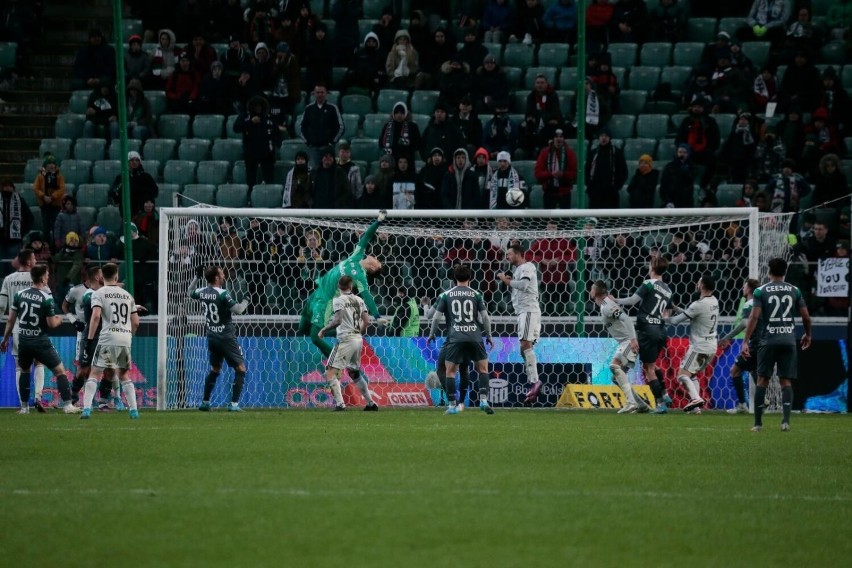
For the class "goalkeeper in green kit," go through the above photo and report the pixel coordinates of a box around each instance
[298,211,386,358]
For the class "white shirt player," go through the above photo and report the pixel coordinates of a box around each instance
[332,292,367,339]
[680,296,719,354]
[600,297,636,344]
[0,270,52,332]
[510,261,541,315]
[65,283,87,322]
[91,285,137,347]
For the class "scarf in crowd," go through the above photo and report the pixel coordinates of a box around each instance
[548,144,568,180]
[0,192,23,240]
[382,119,410,152]
[735,123,754,146]
[753,74,771,100]
[586,91,600,126]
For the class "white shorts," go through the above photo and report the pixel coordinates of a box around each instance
[75,332,83,362]
[681,346,716,375]
[327,335,363,371]
[517,312,541,343]
[613,340,638,369]
[93,344,132,370]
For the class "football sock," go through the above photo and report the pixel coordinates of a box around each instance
[691,378,701,400]
[98,377,112,401]
[678,375,700,400]
[352,377,373,404]
[72,374,86,397]
[523,349,539,384]
[648,377,664,401]
[611,364,636,405]
[232,371,245,404]
[781,386,793,424]
[14,368,21,402]
[444,374,457,405]
[82,379,98,410]
[458,367,470,404]
[56,372,72,403]
[34,365,45,399]
[121,379,138,411]
[474,371,488,403]
[327,375,343,405]
[19,371,31,407]
[732,373,746,405]
[754,385,767,427]
[203,371,220,402]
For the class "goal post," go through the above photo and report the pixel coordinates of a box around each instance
[156,207,786,411]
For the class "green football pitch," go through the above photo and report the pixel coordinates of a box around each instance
[1,409,849,567]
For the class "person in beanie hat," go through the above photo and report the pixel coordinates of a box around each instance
[111,151,159,220]
[358,175,386,209]
[585,125,628,209]
[675,95,720,188]
[489,151,525,209]
[416,147,448,210]
[534,128,577,209]
[374,153,396,205]
[420,100,464,162]
[125,34,151,84]
[337,140,363,202]
[283,150,312,208]
[380,101,422,165]
[308,145,351,208]
[33,156,66,244]
[661,144,695,208]
[53,231,85,294]
[627,154,659,208]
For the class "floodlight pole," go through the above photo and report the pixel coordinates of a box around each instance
[112,0,134,294]
[574,4,587,337]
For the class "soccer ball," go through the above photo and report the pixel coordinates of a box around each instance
[505,188,525,206]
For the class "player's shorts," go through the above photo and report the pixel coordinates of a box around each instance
[327,335,363,371]
[208,335,245,369]
[613,339,638,369]
[17,337,61,370]
[636,326,667,364]
[517,312,541,343]
[92,344,132,370]
[443,341,487,365]
[74,332,84,362]
[757,344,798,380]
[680,346,716,375]
[734,347,757,373]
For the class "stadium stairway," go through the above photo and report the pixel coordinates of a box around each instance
[0,0,113,181]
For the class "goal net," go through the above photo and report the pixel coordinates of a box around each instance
[156,208,791,411]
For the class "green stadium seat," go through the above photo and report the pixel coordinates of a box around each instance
[511,91,527,114]
[537,43,569,67]
[123,18,143,37]
[556,90,575,117]
[714,113,736,136]
[643,101,678,115]
[216,184,250,208]
[362,114,386,138]
[181,184,216,206]
[841,160,852,184]
[636,114,669,139]
[842,66,852,90]
[212,138,244,163]
[39,138,73,161]
[483,43,503,62]
[640,42,672,67]
[410,90,440,115]
[513,160,535,185]
[503,67,523,89]
[504,44,535,68]
[210,43,228,58]
[608,43,637,68]
[350,138,380,163]
[143,138,177,163]
[69,90,90,114]
[627,66,661,92]
[529,185,544,209]
[525,67,558,90]
[411,113,429,132]
[108,139,141,160]
[23,158,42,183]
[157,114,191,141]
[92,160,121,185]
[75,183,110,208]
[307,90,340,106]
[142,159,162,178]
[144,91,167,116]
[376,89,410,114]
[155,183,178,208]
[660,66,692,92]
[18,183,36,207]
[342,114,361,137]
[0,42,16,68]
[178,138,212,162]
[718,18,746,39]
[279,139,305,162]
[54,115,85,140]
[821,42,847,65]
[95,206,123,233]
[76,206,96,229]
[687,18,717,42]
[197,160,231,186]
[250,184,284,208]
[60,159,92,186]
[673,43,704,68]
[715,184,741,207]
[741,42,770,68]
[225,114,242,139]
[607,115,636,139]
[73,138,106,162]
[192,114,225,140]
[163,160,197,188]
[623,138,658,163]
[340,94,373,115]
[363,0,384,18]
[656,138,676,161]
[232,161,246,184]
[30,209,43,233]
[618,90,647,116]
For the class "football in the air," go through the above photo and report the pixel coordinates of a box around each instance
[506,188,525,206]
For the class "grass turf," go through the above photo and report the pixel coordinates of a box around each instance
[0,408,849,567]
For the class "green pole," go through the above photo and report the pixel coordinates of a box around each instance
[112,0,134,294]
[574,1,587,337]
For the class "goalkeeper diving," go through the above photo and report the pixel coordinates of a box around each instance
[298,210,387,359]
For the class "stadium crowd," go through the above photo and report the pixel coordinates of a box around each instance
[2,0,851,317]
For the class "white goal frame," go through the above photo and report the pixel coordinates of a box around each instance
[156,207,760,410]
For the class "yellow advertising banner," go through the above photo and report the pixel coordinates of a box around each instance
[557,385,657,409]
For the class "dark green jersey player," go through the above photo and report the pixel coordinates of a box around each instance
[428,265,495,415]
[298,211,386,359]
[615,256,673,412]
[190,266,249,412]
[718,278,761,413]
[0,265,80,414]
[742,258,812,432]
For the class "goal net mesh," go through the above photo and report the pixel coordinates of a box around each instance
[158,208,791,411]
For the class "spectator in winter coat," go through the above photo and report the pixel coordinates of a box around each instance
[710,48,750,113]
[309,146,352,209]
[442,148,481,209]
[331,0,362,67]
[111,151,159,219]
[778,49,821,114]
[220,35,252,111]
[585,127,627,209]
[358,175,386,209]
[489,152,525,210]
[248,42,276,96]
[612,0,649,44]
[542,0,578,43]
[300,83,345,168]
[660,144,696,208]
[720,112,759,183]
[82,82,118,140]
[124,35,151,85]
[526,74,562,131]
[373,154,395,206]
[344,32,386,98]
[268,42,302,131]
[0,180,33,275]
[675,96,720,188]
[457,26,489,75]
[802,108,842,177]
[385,29,420,91]
[752,66,778,112]
[534,128,577,209]
[148,28,179,90]
[438,55,473,110]
[337,141,363,203]
[371,7,399,54]
[165,52,201,114]
[813,154,849,209]
[482,101,519,159]
[627,155,659,209]
[379,101,423,166]
[473,54,510,115]
[85,226,115,267]
[765,159,810,213]
[517,109,549,160]
[112,79,152,141]
[816,67,851,139]
[32,156,65,244]
[418,27,457,89]
[513,0,545,45]
[481,0,515,44]
[420,101,464,162]
[416,148,447,210]
[53,196,84,251]
[304,22,334,91]
[234,95,283,192]
[451,96,483,153]
[649,0,687,43]
[72,28,116,90]
[198,61,232,115]
[391,156,418,210]
[184,32,219,77]
[283,150,312,208]
[53,232,85,293]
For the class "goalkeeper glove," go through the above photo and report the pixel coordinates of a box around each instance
[377,209,387,222]
[73,320,85,332]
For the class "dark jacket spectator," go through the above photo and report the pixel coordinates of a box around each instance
[441,148,481,209]
[585,128,628,209]
[165,52,201,114]
[268,42,302,129]
[515,0,546,44]
[234,95,283,190]
[0,180,33,269]
[53,196,85,250]
[419,27,457,85]
[220,36,252,109]
[125,35,151,84]
[309,147,352,209]
[416,148,448,210]
[116,79,153,142]
[451,97,483,150]
[73,28,116,90]
[304,22,334,91]
[371,8,399,54]
[438,56,473,109]
[420,103,464,161]
[482,104,519,158]
[82,83,118,139]
[765,159,810,213]
[184,33,219,77]
[331,0,362,67]
[542,0,578,42]
[300,87,345,149]
[611,0,649,43]
[674,96,720,186]
[345,32,386,97]
[526,75,562,129]
[518,110,549,160]
[649,0,687,42]
[720,112,760,183]
[456,26,489,74]
[198,61,231,115]
[813,154,849,208]
[816,67,851,138]
[660,144,696,208]
[358,175,386,209]
[111,151,159,218]
[778,49,821,113]
[481,0,515,44]
[379,102,422,166]
[473,54,510,114]
[390,156,418,210]
[283,151,312,208]
[627,155,659,208]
